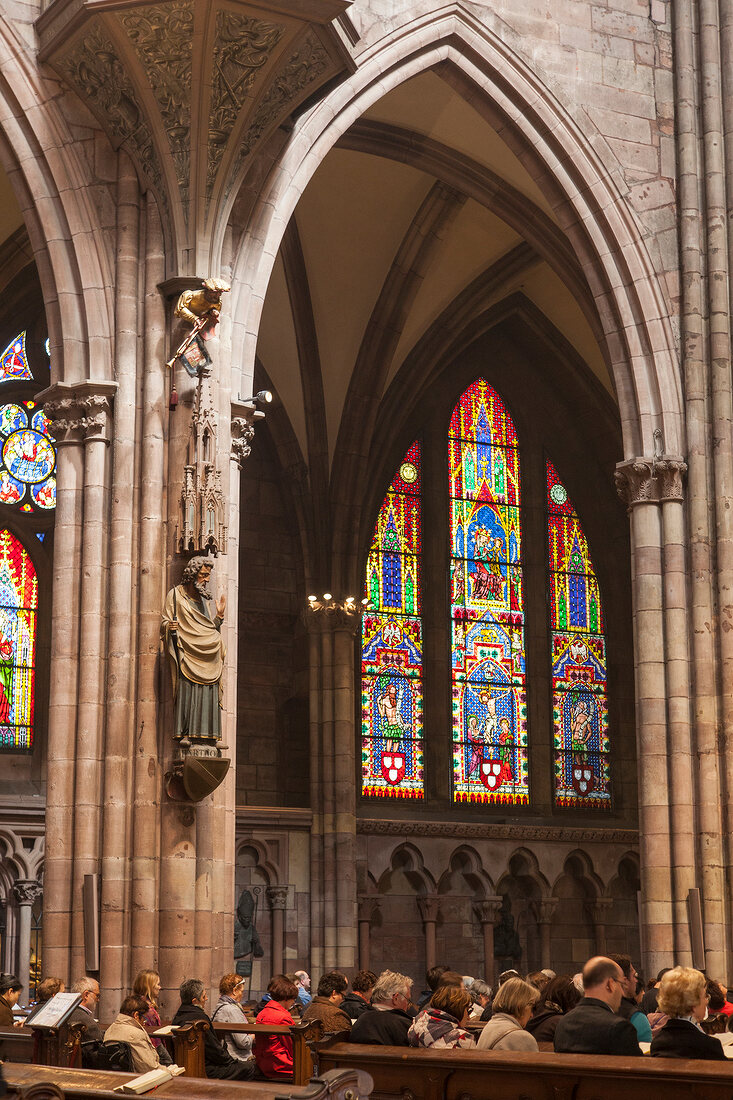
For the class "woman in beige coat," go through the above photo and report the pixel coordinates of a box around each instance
[476,978,540,1052]
[104,994,162,1073]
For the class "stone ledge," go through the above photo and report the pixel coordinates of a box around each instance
[357,819,638,844]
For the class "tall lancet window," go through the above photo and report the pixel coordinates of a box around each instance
[547,459,610,808]
[0,529,38,749]
[450,381,528,805]
[361,442,423,799]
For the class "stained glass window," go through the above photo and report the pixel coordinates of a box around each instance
[547,459,610,809]
[0,530,37,750]
[0,401,56,511]
[361,441,423,799]
[450,380,528,805]
[0,333,32,383]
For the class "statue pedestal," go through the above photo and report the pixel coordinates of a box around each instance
[166,742,230,802]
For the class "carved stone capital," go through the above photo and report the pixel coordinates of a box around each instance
[531,897,560,925]
[417,894,440,924]
[305,602,360,635]
[13,879,42,907]
[585,897,613,924]
[474,896,503,925]
[265,884,289,911]
[231,400,265,468]
[358,895,381,923]
[614,455,687,508]
[39,381,117,446]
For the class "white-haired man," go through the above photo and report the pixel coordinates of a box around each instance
[349,971,413,1046]
[294,970,312,1008]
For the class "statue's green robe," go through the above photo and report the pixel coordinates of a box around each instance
[161,585,225,740]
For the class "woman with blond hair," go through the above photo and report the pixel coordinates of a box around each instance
[650,967,726,1060]
[132,969,172,1065]
[408,983,476,1049]
[477,977,540,1051]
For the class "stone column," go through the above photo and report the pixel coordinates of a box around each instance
[474,897,502,987]
[531,898,559,971]
[357,896,380,972]
[266,886,289,978]
[13,880,42,1003]
[417,895,440,972]
[305,601,360,971]
[585,897,613,957]
[41,384,116,985]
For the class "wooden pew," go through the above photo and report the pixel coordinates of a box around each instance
[2,1062,373,1099]
[212,1020,323,1085]
[316,1040,733,1100]
[0,1022,84,1068]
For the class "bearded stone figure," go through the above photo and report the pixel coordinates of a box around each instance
[161,556,226,743]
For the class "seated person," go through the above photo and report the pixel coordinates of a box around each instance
[293,971,312,1009]
[651,967,726,1060]
[477,977,539,1051]
[554,956,641,1056]
[0,975,22,1027]
[36,977,65,1004]
[349,971,413,1045]
[408,983,475,1049]
[211,973,254,1065]
[254,975,298,1080]
[417,965,449,1009]
[707,978,733,1018]
[104,994,161,1074]
[468,979,493,1021]
[67,978,103,1042]
[172,978,254,1079]
[132,969,171,1066]
[342,970,377,1021]
[609,953,652,1042]
[301,972,352,1034]
[527,974,581,1042]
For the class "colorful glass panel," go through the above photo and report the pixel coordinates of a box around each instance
[450,380,528,805]
[0,333,32,384]
[0,401,56,512]
[361,441,423,799]
[0,530,37,749]
[547,459,610,809]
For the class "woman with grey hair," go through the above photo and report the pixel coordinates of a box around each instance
[468,979,493,1020]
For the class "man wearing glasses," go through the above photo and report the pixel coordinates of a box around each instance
[349,971,414,1046]
[554,957,642,1056]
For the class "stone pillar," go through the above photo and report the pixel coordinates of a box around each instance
[305,601,360,972]
[531,898,559,971]
[474,897,502,987]
[585,897,613,957]
[616,456,690,975]
[417,895,440,972]
[13,880,42,1003]
[357,896,380,972]
[41,384,116,987]
[266,886,289,978]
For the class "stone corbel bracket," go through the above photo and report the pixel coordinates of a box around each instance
[231,399,266,468]
[37,380,118,446]
[614,454,687,509]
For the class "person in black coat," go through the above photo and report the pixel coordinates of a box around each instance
[528,974,581,1043]
[554,956,642,1056]
[650,967,726,1061]
[342,970,377,1021]
[172,978,254,1079]
[348,971,413,1045]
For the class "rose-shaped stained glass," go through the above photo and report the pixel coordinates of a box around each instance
[3,431,55,485]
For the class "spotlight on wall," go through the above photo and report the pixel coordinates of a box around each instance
[323,593,332,601]
[308,595,317,603]
[242,390,273,406]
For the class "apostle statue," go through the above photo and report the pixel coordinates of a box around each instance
[161,556,226,743]
[234,889,264,978]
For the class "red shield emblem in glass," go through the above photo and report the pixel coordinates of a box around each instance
[480,759,503,791]
[572,764,594,795]
[381,752,406,785]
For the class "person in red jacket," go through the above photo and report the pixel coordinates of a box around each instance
[254,975,299,1080]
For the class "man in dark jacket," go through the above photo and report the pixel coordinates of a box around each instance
[341,970,377,1021]
[172,978,254,1079]
[554,956,642,1056]
[349,971,413,1046]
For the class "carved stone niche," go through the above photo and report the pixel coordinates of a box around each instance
[178,374,228,556]
[36,0,354,263]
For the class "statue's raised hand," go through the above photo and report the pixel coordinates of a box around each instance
[216,592,227,619]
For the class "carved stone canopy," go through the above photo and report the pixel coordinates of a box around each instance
[37,0,354,272]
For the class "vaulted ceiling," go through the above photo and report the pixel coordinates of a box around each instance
[256,69,614,472]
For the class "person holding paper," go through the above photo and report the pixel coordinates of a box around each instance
[104,995,161,1074]
[0,975,22,1027]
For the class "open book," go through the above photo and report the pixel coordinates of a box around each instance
[113,1065,185,1094]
